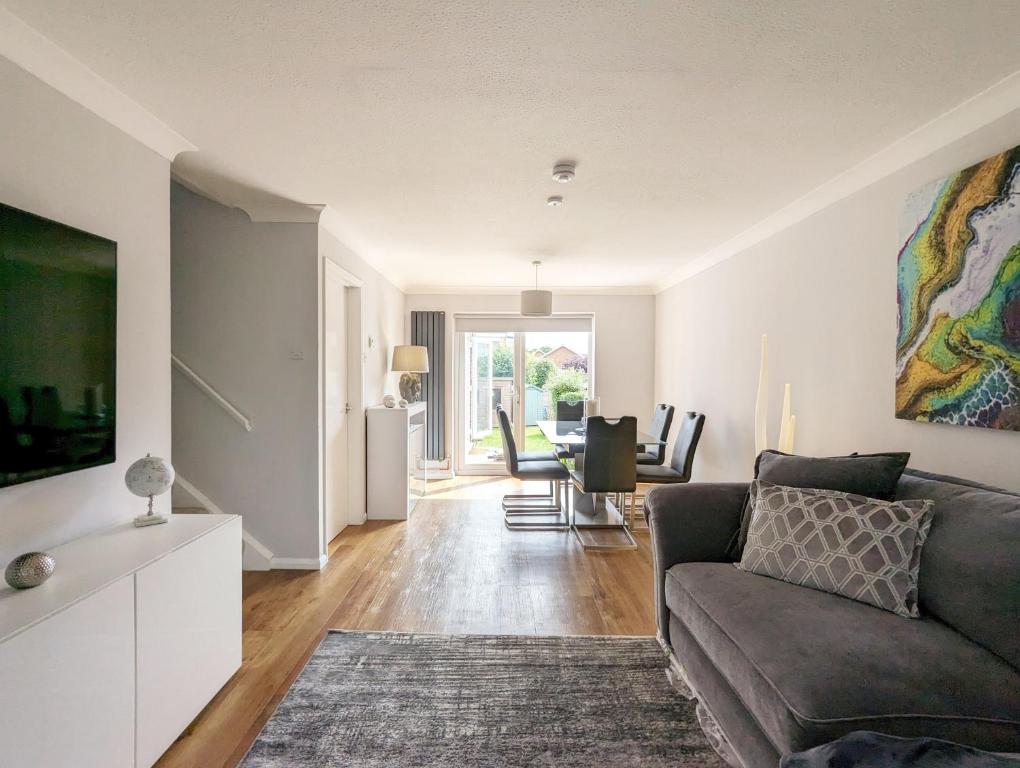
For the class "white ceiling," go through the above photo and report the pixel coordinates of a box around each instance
[5,1,1020,291]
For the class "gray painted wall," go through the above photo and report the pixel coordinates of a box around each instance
[171,183,405,563]
[655,107,1020,492]
[0,57,172,565]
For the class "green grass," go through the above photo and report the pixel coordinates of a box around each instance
[472,426,554,454]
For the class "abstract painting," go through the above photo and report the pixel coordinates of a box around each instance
[896,144,1020,431]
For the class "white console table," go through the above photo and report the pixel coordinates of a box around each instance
[367,401,427,519]
[0,514,242,767]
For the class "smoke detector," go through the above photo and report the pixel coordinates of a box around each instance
[552,163,576,183]
[546,196,563,207]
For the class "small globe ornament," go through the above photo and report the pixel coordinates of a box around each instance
[125,454,175,527]
[383,394,397,408]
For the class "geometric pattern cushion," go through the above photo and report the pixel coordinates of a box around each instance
[738,480,934,618]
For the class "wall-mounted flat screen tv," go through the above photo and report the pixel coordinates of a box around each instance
[1,203,117,488]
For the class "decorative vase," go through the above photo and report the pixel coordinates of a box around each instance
[754,334,797,457]
[398,372,421,403]
[5,552,56,589]
[754,335,768,455]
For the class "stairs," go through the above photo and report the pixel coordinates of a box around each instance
[172,476,273,571]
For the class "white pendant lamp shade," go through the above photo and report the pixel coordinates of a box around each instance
[521,289,553,316]
[521,260,552,317]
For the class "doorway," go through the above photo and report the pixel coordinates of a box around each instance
[454,322,593,475]
[321,258,365,559]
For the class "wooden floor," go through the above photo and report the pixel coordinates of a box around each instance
[155,476,656,768]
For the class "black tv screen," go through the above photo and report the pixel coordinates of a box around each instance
[1,203,117,488]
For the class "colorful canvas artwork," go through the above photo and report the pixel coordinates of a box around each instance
[896,144,1020,431]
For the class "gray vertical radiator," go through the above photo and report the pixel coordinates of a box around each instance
[411,310,446,462]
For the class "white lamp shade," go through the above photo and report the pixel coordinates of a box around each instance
[520,289,553,316]
[391,344,429,373]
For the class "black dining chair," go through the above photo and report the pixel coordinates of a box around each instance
[637,404,675,465]
[569,416,637,544]
[496,404,559,462]
[497,406,569,529]
[555,399,586,459]
[634,411,705,525]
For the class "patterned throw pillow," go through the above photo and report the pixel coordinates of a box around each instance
[738,480,934,618]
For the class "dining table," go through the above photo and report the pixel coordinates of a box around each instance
[536,419,664,549]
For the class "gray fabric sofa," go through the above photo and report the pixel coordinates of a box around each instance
[645,469,1020,768]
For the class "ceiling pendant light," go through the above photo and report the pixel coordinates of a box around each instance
[521,260,553,317]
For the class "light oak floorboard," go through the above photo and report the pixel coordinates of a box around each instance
[155,477,656,768]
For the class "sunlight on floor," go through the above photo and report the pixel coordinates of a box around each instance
[423,475,551,500]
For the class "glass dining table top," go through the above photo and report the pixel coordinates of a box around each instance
[536,420,664,447]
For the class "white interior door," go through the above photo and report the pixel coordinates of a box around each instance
[324,265,349,543]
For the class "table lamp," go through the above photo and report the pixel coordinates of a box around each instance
[392,345,429,403]
[125,453,175,527]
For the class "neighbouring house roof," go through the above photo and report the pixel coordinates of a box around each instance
[539,346,579,364]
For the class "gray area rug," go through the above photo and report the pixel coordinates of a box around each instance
[241,630,725,767]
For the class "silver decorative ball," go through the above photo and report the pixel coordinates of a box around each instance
[5,552,56,589]
[398,398,408,408]
[383,394,397,408]
[124,454,175,498]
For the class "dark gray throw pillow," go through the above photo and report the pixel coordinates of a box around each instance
[729,450,911,559]
[738,481,934,618]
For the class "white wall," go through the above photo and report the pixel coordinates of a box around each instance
[655,108,1020,492]
[0,57,172,566]
[171,184,405,564]
[404,293,656,464]
[319,223,405,405]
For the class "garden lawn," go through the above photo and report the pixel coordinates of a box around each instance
[473,425,554,455]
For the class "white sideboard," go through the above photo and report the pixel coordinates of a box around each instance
[367,401,427,519]
[0,514,242,767]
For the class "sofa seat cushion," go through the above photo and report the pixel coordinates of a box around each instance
[665,562,1020,755]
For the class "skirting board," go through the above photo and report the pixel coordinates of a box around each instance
[270,555,328,571]
[423,458,454,480]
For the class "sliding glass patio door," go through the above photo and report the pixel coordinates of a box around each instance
[455,317,593,475]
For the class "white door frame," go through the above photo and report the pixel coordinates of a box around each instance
[453,325,595,476]
[318,257,365,562]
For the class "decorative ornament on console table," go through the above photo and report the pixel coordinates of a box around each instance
[125,453,175,527]
[5,552,56,589]
[383,394,397,408]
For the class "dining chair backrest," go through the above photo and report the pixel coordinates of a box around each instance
[496,405,520,475]
[580,416,637,494]
[556,400,584,421]
[644,404,675,464]
[669,411,706,481]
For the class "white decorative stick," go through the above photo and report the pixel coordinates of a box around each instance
[754,335,768,455]
[778,383,792,452]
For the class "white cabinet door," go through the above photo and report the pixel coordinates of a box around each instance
[135,518,242,767]
[0,576,135,768]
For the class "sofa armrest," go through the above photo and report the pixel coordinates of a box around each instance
[644,482,748,645]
